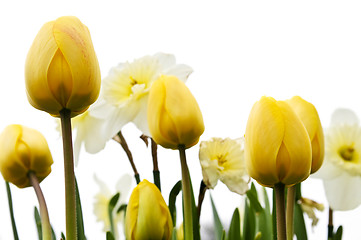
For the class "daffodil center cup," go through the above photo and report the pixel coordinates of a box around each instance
[339,145,357,162]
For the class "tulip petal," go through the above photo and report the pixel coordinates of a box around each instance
[245,97,283,186]
[323,173,361,211]
[25,21,63,115]
[276,101,312,185]
[53,16,100,112]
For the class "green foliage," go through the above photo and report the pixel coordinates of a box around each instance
[227,208,241,240]
[210,194,224,240]
[75,178,87,240]
[34,207,57,240]
[169,180,182,226]
[106,231,115,240]
[108,192,120,237]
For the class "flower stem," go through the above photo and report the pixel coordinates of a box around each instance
[328,207,333,239]
[178,145,193,240]
[274,183,286,240]
[286,185,296,240]
[28,172,52,240]
[151,138,161,191]
[60,108,77,240]
[114,131,140,184]
[197,180,208,219]
[5,181,19,240]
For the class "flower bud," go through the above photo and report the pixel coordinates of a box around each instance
[147,75,204,149]
[245,96,312,187]
[0,125,53,188]
[25,16,101,117]
[286,96,324,173]
[125,180,173,240]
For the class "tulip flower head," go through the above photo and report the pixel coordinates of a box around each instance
[147,75,204,149]
[286,96,324,173]
[245,96,312,187]
[199,137,249,195]
[0,125,53,188]
[125,179,173,240]
[314,108,361,210]
[25,16,101,117]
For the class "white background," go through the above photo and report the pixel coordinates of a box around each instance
[1,1,361,239]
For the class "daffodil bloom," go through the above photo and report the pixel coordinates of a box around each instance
[286,96,324,173]
[93,174,132,239]
[25,16,101,117]
[125,179,173,240]
[299,198,324,227]
[147,75,204,149]
[91,53,193,141]
[199,137,249,195]
[314,108,361,210]
[0,125,53,188]
[245,96,312,187]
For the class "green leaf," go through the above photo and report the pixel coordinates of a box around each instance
[221,230,226,240]
[168,180,182,226]
[333,226,343,240]
[61,232,66,240]
[106,231,115,240]
[210,194,224,240]
[242,198,255,240]
[108,192,120,237]
[189,175,201,240]
[6,182,19,240]
[294,183,307,240]
[228,208,241,240]
[34,207,42,240]
[171,227,178,240]
[116,204,127,214]
[75,178,87,240]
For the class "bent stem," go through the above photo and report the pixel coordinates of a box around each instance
[197,180,208,219]
[28,172,51,240]
[178,145,193,240]
[60,109,77,240]
[286,185,296,240]
[275,183,286,240]
[5,182,19,240]
[151,138,161,191]
[113,131,140,184]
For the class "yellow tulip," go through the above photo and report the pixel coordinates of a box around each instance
[244,96,312,187]
[147,75,204,149]
[25,16,101,117]
[286,96,324,173]
[125,179,173,240]
[0,125,53,188]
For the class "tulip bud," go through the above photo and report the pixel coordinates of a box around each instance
[0,125,53,188]
[244,96,312,187]
[286,96,324,173]
[125,180,173,240]
[25,16,101,117]
[147,75,204,149]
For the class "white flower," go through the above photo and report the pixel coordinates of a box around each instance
[93,174,133,239]
[313,108,361,211]
[199,137,250,195]
[90,52,193,140]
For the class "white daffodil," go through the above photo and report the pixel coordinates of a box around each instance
[90,52,193,140]
[199,137,250,195]
[93,174,133,239]
[313,108,361,211]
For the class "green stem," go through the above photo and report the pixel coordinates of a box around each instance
[5,181,19,240]
[151,138,161,191]
[60,108,77,240]
[274,183,286,240]
[28,172,52,240]
[286,185,296,240]
[328,207,333,239]
[178,145,193,240]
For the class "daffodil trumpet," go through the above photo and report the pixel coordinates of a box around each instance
[28,171,52,240]
[60,109,77,240]
[179,145,194,240]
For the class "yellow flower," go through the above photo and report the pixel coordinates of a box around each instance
[245,96,312,187]
[25,16,101,118]
[125,179,173,240]
[286,96,324,173]
[0,125,53,188]
[91,53,193,140]
[147,75,204,149]
[199,137,249,195]
[93,174,132,239]
[314,108,361,210]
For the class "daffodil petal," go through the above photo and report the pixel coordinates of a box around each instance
[331,108,359,126]
[163,64,193,82]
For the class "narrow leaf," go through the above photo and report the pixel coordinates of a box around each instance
[34,207,42,240]
[169,180,182,226]
[228,208,241,240]
[210,194,224,240]
[106,231,115,240]
[333,226,343,240]
[75,178,87,240]
[242,199,255,240]
[6,182,20,240]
